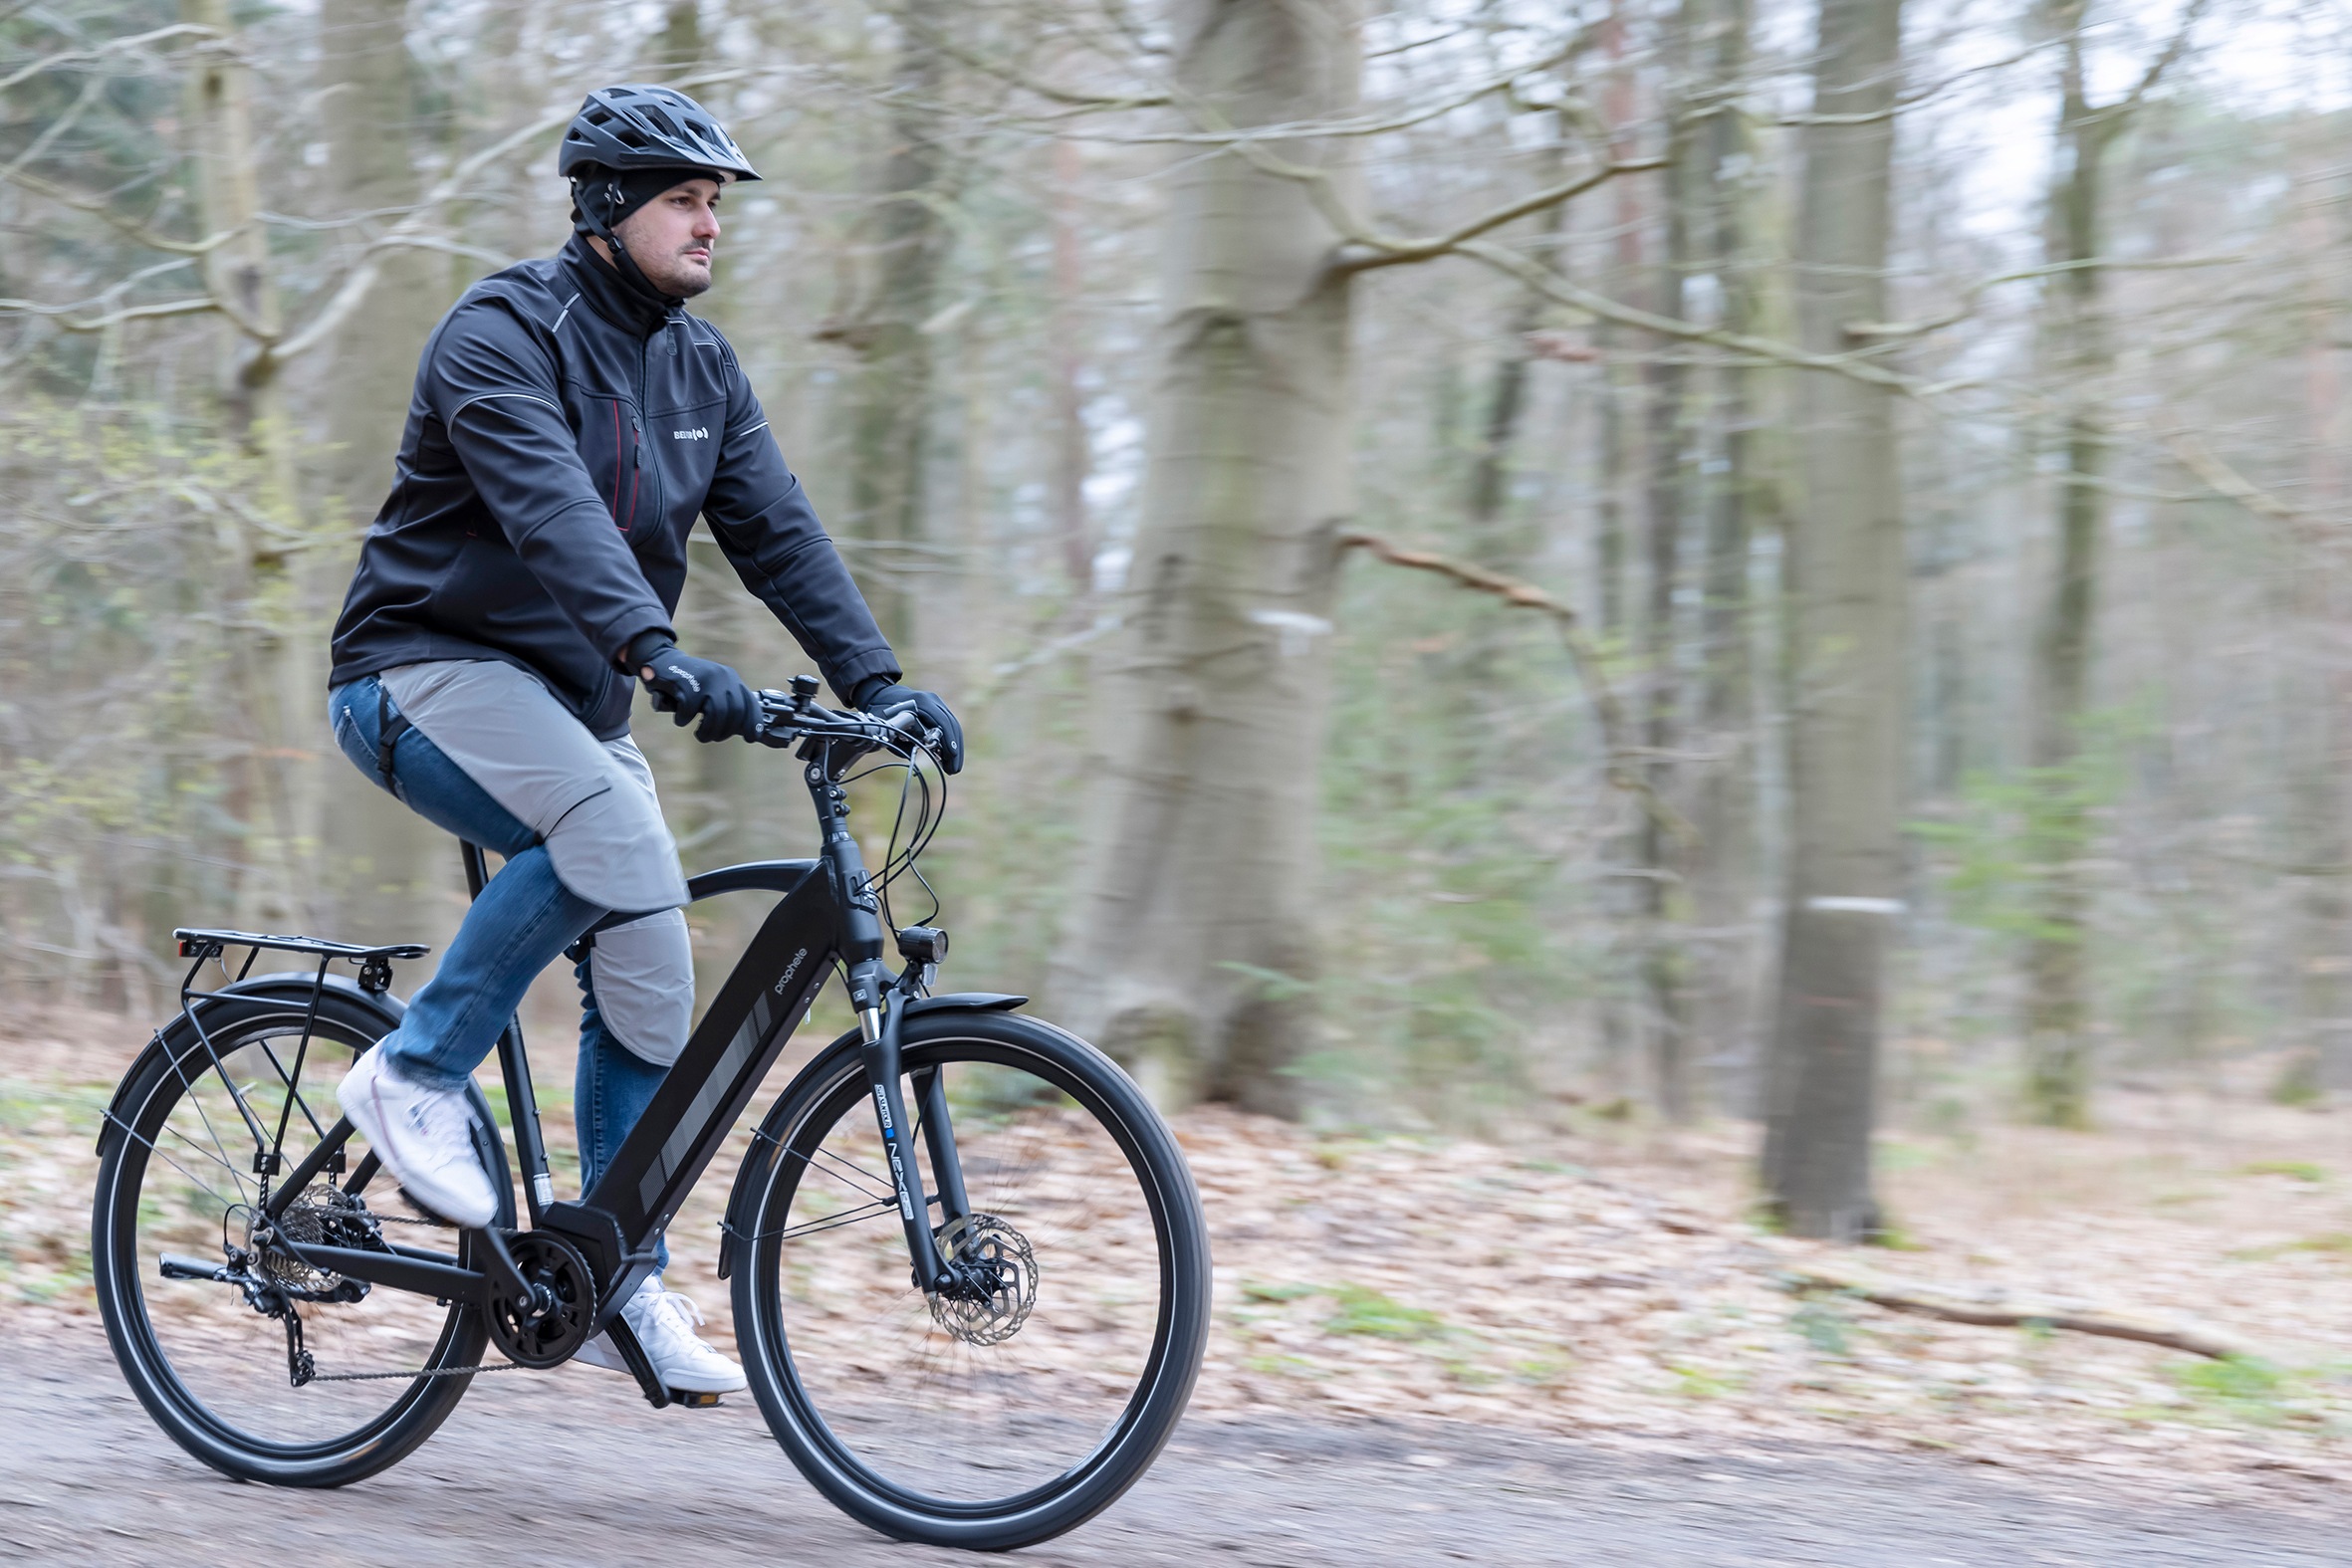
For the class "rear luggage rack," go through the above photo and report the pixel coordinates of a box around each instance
[175,929,430,963]
[174,928,430,999]
[153,929,436,1177]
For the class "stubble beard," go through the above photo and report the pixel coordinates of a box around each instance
[644,249,714,300]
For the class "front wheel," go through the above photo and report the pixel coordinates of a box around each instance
[728,1009,1211,1550]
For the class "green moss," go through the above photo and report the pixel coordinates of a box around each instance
[2237,1161,2327,1184]
[1322,1283,1445,1341]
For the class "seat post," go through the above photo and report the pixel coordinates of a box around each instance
[459,841,491,901]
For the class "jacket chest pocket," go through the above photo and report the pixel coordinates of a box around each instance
[650,411,720,524]
[575,396,645,534]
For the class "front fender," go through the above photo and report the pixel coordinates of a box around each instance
[905,992,1027,1016]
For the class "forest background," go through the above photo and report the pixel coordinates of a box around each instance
[2,0,2350,1251]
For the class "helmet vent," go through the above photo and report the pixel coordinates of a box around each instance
[557,83,761,184]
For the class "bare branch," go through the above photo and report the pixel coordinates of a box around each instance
[1336,532,1693,843]
[0,23,223,95]
[2163,429,2309,527]
[1842,252,2251,340]
[1084,33,1593,146]
[1330,158,1668,275]
[2117,0,2213,116]
[0,166,238,257]
[1717,38,2067,130]
[252,64,764,372]
[0,295,217,333]
[1458,239,1927,394]
[917,29,1171,112]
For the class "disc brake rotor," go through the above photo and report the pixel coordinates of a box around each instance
[928,1214,1039,1347]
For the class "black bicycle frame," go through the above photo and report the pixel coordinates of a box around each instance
[270,754,978,1332]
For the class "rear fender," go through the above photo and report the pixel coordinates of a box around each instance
[98,973,403,1156]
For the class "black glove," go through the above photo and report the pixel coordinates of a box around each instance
[629,635,756,743]
[852,677,965,774]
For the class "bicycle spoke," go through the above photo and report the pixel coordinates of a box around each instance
[104,1015,482,1466]
[773,1197,901,1240]
[760,1048,1173,1507]
[159,1045,251,1200]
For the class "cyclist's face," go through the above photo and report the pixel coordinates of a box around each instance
[614,177,723,298]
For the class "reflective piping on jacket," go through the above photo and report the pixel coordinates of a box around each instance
[448,390,565,423]
[551,291,582,334]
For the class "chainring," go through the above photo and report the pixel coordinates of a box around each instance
[485,1232,597,1369]
[927,1213,1039,1347]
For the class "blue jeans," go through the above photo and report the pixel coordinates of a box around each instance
[332,675,673,1268]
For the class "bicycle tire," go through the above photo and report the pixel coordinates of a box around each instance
[729,1008,1211,1549]
[92,990,511,1487]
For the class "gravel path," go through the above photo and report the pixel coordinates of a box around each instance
[5,1325,2347,1566]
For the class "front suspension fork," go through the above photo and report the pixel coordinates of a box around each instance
[851,967,974,1292]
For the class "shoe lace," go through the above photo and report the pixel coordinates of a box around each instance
[405,1083,478,1153]
[634,1285,709,1349]
[653,1288,708,1332]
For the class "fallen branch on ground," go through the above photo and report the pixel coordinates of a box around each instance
[1783,1260,2262,1362]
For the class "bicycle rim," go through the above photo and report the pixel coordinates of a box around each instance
[738,1020,1205,1534]
[95,1003,489,1477]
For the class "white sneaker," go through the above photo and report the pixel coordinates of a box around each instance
[336,1047,499,1229]
[574,1275,748,1394]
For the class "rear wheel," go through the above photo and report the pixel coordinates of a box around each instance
[729,1009,1211,1549]
[92,991,511,1487]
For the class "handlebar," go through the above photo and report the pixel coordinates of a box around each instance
[752,677,943,769]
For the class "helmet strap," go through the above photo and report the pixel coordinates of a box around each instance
[573,174,685,310]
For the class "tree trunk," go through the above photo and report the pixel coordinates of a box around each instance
[832,0,949,658]
[1690,0,1764,1114]
[1049,135,1094,597]
[1464,175,1566,571]
[2021,14,2114,1129]
[1053,0,1359,1115]
[183,0,322,934]
[2290,160,2352,1097]
[318,0,456,947]
[1590,3,1645,1090]
[1759,0,1905,1240]
[1636,8,1702,1121]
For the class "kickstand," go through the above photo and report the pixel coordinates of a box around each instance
[605,1316,670,1410]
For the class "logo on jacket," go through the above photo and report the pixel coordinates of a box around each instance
[671,426,710,440]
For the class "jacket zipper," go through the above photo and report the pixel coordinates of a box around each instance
[632,330,658,534]
[625,412,642,531]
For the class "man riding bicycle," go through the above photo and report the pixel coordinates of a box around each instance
[324,85,960,1396]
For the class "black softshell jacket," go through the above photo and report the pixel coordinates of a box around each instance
[329,235,898,740]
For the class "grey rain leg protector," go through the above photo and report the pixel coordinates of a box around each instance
[378,659,691,913]
[587,908,694,1066]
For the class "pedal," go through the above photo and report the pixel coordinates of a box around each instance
[668,1388,723,1409]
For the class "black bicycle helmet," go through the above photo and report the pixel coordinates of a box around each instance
[558,84,760,184]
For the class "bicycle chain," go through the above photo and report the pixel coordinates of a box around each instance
[308,1360,522,1383]
[292,1204,529,1384]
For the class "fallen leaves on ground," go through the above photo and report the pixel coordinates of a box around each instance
[5,1011,2348,1500]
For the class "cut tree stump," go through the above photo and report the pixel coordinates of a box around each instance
[1782,1261,2263,1362]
